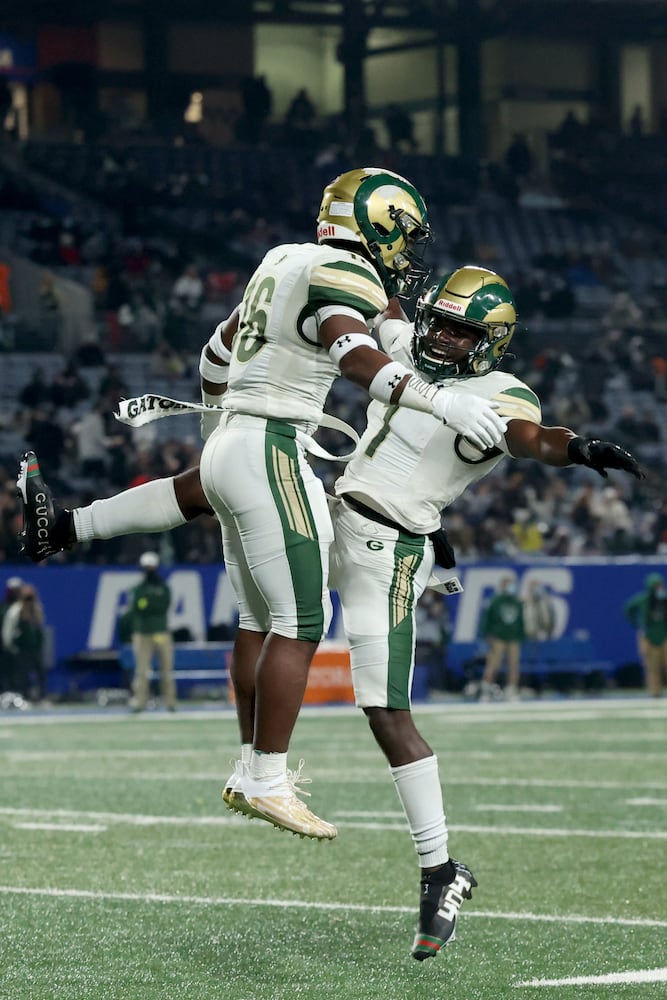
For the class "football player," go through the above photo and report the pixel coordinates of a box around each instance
[16,168,508,845]
[16,263,643,962]
[327,264,642,959]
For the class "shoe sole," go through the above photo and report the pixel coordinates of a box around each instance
[245,797,337,840]
[411,927,456,961]
[16,453,53,561]
[222,787,262,820]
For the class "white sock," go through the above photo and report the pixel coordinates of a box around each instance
[249,750,288,783]
[73,478,187,542]
[390,755,449,869]
[241,743,252,766]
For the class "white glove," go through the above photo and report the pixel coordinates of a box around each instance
[432,390,507,451]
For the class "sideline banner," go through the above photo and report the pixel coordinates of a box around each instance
[1,560,664,690]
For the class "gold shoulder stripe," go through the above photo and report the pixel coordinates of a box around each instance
[493,385,541,424]
[494,398,542,424]
[309,265,387,318]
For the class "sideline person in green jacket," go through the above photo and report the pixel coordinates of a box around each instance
[129,552,176,712]
[624,573,667,697]
[479,577,525,701]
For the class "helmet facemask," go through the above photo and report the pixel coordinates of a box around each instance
[366,203,432,298]
[412,266,517,380]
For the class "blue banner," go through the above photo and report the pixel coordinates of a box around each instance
[2,559,663,693]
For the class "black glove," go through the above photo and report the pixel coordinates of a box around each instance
[429,526,456,568]
[567,436,644,480]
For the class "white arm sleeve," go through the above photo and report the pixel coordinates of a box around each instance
[208,320,233,363]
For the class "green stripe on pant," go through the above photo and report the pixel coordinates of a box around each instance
[264,420,324,642]
[386,531,425,709]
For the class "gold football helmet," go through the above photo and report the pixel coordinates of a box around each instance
[413,266,517,379]
[317,167,431,297]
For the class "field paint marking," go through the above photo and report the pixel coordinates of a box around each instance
[494,731,666,745]
[334,810,404,818]
[340,821,667,840]
[473,804,563,813]
[335,806,564,817]
[445,776,667,790]
[7,748,665,764]
[4,770,667,793]
[516,967,667,987]
[453,751,667,761]
[0,807,664,840]
[13,822,107,833]
[1,885,666,929]
[1,698,665,728]
[7,749,214,760]
[626,798,667,806]
[0,807,236,827]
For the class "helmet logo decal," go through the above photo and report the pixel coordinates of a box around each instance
[435,297,465,314]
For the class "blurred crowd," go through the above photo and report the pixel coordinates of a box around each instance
[2,103,667,567]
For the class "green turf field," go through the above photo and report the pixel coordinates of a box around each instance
[0,697,665,1000]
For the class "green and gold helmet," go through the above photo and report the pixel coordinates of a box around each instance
[413,266,517,380]
[317,167,432,297]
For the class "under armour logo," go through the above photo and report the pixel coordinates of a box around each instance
[336,336,352,347]
[388,374,402,388]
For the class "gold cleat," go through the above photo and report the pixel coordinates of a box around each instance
[241,760,337,841]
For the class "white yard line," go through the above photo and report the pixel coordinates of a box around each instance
[0,806,664,839]
[0,807,235,827]
[473,804,563,813]
[3,769,667,792]
[336,806,564,816]
[516,968,667,987]
[1,698,665,727]
[0,884,665,929]
[626,798,667,806]
[13,822,107,833]
[7,749,214,760]
[339,820,667,838]
[444,776,667,790]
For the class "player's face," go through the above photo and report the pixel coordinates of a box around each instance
[423,315,484,366]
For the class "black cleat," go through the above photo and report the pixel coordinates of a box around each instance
[16,451,70,562]
[411,860,477,961]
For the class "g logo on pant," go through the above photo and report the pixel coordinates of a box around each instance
[366,540,384,551]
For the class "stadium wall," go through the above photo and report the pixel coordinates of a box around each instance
[2,560,664,696]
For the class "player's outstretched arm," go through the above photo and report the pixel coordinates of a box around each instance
[319,314,507,452]
[505,420,645,479]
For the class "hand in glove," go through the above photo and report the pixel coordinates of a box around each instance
[567,437,644,479]
[432,390,508,451]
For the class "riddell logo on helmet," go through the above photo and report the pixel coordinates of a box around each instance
[317,223,337,240]
[436,298,465,314]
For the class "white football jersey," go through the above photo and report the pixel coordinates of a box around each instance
[222,242,387,430]
[336,320,542,533]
